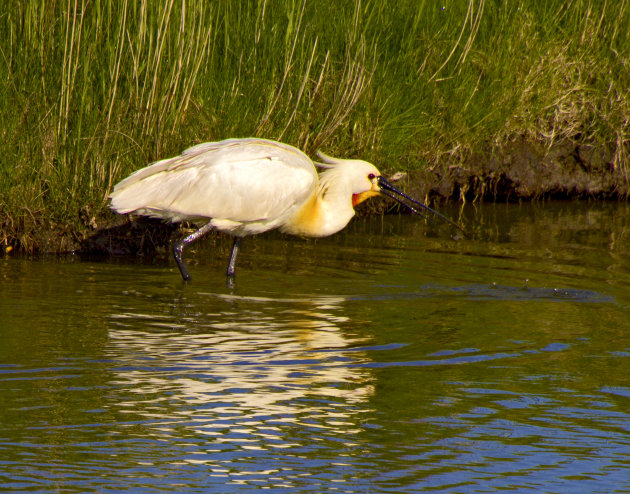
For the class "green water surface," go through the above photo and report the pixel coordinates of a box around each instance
[1,202,629,492]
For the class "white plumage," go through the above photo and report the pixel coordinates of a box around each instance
[110,138,318,235]
[110,137,459,281]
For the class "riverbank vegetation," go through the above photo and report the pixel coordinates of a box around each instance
[1,0,629,252]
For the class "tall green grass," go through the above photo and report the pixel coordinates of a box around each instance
[1,0,629,251]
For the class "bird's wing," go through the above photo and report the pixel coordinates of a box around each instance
[112,138,307,189]
[110,139,318,223]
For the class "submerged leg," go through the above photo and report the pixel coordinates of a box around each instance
[226,237,242,278]
[172,223,214,281]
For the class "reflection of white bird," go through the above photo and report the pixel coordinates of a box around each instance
[110,138,461,281]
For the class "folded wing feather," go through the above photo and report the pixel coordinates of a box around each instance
[109,139,318,225]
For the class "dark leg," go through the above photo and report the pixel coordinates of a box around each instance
[172,223,214,281]
[226,237,242,278]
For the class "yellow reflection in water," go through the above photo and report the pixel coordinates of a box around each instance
[106,292,374,468]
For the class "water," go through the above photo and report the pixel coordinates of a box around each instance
[1,202,629,493]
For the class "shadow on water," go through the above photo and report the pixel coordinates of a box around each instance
[1,201,630,492]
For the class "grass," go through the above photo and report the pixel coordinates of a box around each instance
[1,0,629,252]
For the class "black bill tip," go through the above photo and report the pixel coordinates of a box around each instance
[377,176,466,235]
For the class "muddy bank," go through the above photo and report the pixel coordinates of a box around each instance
[414,137,628,202]
[5,137,629,256]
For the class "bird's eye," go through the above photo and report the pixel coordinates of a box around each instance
[368,173,376,180]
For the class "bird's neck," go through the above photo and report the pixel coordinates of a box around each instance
[282,170,355,238]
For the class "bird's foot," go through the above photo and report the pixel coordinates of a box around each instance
[173,243,192,281]
[226,274,236,290]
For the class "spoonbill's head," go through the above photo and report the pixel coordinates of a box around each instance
[342,160,384,208]
[316,152,385,206]
[317,151,465,233]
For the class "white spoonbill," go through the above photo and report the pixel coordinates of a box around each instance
[109,138,462,281]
